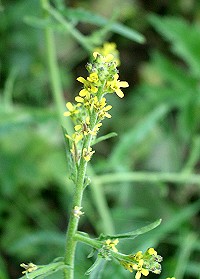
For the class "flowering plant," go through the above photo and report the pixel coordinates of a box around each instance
[19,43,173,279]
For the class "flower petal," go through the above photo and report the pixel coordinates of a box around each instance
[77,77,86,83]
[116,89,124,98]
[119,81,129,88]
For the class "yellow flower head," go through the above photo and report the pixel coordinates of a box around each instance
[77,76,98,96]
[132,259,149,279]
[65,132,83,144]
[105,238,119,253]
[20,263,37,274]
[87,72,99,84]
[106,74,129,98]
[73,206,84,218]
[147,247,157,256]
[94,42,120,66]
[82,147,95,162]
[64,102,80,117]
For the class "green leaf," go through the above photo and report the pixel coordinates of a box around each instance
[19,262,67,279]
[24,16,66,32]
[63,8,145,43]
[149,15,200,77]
[87,257,107,279]
[99,219,161,240]
[62,126,77,182]
[92,132,117,146]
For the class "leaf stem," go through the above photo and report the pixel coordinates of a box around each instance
[44,3,93,52]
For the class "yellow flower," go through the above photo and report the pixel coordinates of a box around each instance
[166,277,176,279]
[105,239,119,253]
[65,132,83,144]
[89,122,102,136]
[94,42,120,65]
[20,263,37,274]
[73,206,84,218]
[106,73,129,98]
[93,51,115,63]
[132,259,149,279]
[82,147,95,161]
[87,72,99,84]
[133,251,143,261]
[77,76,98,96]
[92,96,112,119]
[147,247,157,256]
[64,102,80,117]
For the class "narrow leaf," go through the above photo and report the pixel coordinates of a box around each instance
[85,257,103,275]
[62,126,77,181]
[88,258,107,279]
[99,219,162,240]
[63,8,145,43]
[19,262,67,279]
[92,132,117,146]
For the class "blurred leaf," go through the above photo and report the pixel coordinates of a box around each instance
[63,8,145,43]
[174,233,198,279]
[92,132,117,146]
[88,258,107,279]
[0,106,57,135]
[24,16,66,32]
[186,261,200,277]
[149,15,200,77]
[25,7,145,43]
[9,231,65,255]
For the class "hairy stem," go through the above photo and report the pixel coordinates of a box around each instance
[64,118,97,278]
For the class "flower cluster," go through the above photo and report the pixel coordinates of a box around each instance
[20,263,37,274]
[105,238,119,253]
[64,48,128,166]
[97,238,119,260]
[120,248,163,279]
[94,42,120,66]
[73,206,84,218]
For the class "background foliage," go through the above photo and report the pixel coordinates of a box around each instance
[0,0,199,278]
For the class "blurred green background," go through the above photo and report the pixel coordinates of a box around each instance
[0,0,199,278]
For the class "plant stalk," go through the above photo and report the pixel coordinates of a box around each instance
[41,0,73,134]
[64,116,97,278]
[93,171,200,185]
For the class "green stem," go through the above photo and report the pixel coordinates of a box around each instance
[64,157,88,278]
[89,167,115,234]
[41,0,73,134]
[93,172,200,186]
[64,127,96,278]
[75,233,101,249]
[3,68,17,109]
